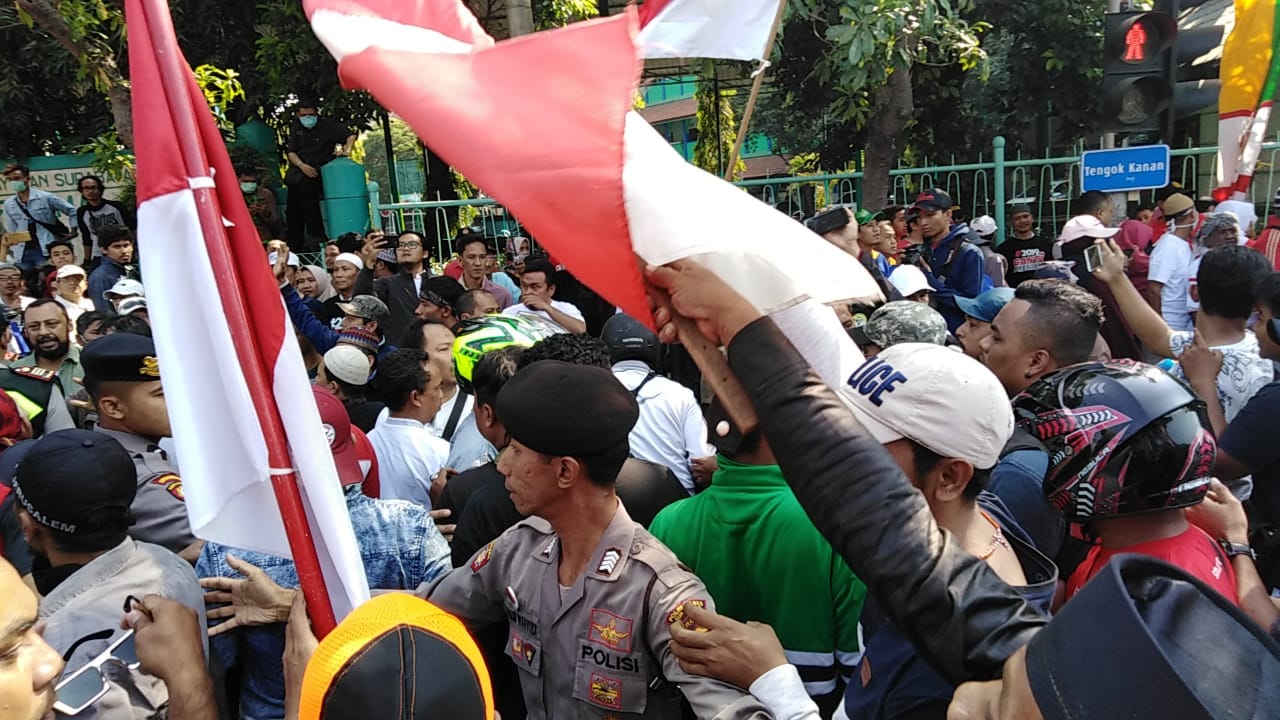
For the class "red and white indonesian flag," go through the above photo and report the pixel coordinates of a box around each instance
[304,0,879,326]
[637,0,784,61]
[127,0,368,617]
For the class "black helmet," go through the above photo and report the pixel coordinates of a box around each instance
[601,313,659,366]
[1011,360,1214,523]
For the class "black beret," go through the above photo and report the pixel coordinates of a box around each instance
[497,360,638,457]
[81,333,161,382]
[1027,554,1280,719]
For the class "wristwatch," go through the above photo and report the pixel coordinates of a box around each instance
[1218,539,1257,561]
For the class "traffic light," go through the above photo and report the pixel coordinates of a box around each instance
[1102,10,1176,135]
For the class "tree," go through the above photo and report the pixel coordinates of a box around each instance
[13,0,133,147]
[693,64,745,179]
[761,1,989,210]
[362,116,424,201]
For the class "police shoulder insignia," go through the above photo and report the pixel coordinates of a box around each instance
[596,547,622,576]
[147,473,184,501]
[665,598,707,628]
[140,356,160,378]
[11,366,54,381]
[471,542,495,572]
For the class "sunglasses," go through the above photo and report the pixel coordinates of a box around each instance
[53,629,140,715]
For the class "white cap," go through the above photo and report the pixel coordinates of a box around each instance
[841,343,1013,468]
[55,264,86,280]
[887,264,932,298]
[1059,215,1119,242]
[105,278,145,299]
[118,296,148,316]
[322,344,371,386]
[1214,200,1258,234]
[333,253,365,270]
[970,215,998,238]
[268,251,301,268]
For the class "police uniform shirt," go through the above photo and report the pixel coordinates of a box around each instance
[94,427,195,553]
[421,502,777,719]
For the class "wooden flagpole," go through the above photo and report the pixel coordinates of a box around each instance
[723,0,789,181]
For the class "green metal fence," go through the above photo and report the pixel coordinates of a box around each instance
[369,135,1280,261]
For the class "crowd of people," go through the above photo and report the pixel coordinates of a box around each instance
[2,145,1280,720]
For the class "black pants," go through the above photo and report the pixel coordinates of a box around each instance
[284,167,326,253]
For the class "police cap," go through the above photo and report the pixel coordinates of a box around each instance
[497,360,638,457]
[81,332,161,382]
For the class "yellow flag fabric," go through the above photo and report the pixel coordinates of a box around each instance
[1217,0,1278,193]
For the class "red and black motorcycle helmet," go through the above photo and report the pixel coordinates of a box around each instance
[1011,360,1215,523]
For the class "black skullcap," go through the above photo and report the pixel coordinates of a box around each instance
[497,360,638,456]
[12,430,136,536]
[81,332,161,382]
[1027,554,1280,719]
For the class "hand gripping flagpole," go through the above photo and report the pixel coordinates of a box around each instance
[137,0,338,635]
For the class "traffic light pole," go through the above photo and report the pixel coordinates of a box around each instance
[1104,0,1127,223]
[1103,0,1122,151]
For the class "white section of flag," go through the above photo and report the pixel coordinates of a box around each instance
[637,0,783,61]
[621,112,880,311]
[140,189,369,617]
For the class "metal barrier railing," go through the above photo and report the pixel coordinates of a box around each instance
[367,136,1280,259]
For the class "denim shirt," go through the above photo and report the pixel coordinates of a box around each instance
[196,486,450,720]
[2,188,77,261]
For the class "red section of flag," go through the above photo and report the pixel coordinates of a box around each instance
[638,0,674,25]
[311,0,494,47]
[329,12,650,321]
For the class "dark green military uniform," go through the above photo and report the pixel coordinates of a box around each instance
[0,365,75,437]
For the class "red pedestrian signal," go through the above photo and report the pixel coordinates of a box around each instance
[1103,11,1176,135]
[1124,22,1148,63]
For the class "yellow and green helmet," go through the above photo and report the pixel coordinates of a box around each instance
[451,315,557,391]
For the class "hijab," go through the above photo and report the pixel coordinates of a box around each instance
[305,264,336,301]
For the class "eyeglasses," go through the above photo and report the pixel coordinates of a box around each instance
[0,275,21,282]
[53,630,140,715]
[398,241,422,249]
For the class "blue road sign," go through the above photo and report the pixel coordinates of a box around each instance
[1080,145,1171,193]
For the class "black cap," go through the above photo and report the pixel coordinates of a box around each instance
[12,430,136,535]
[1027,554,1280,719]
[81,333,161,382]
[912,188,953,213]
[497,360,638,457]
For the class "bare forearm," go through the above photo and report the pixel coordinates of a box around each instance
[1233,555,1280,633]
[548,307,586,334]
[1109,275,1173,356]
[163,669,219,720]
[1144,281,1164,315]
[287,152,304,168]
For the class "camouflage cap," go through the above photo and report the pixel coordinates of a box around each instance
[855,300,949,349]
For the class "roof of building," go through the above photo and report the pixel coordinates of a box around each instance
[1182,0,1234,66]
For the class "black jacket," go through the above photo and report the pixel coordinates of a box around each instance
[373,272,421,345]
[728,317,1046,683]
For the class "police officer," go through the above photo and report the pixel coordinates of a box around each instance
[81,333,199,561]
[0,364,74,437]
[420,360,776,719]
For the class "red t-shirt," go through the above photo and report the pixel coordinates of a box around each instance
[1066,525,1238,604]
[444,259,463,280]
[352,426,380,498]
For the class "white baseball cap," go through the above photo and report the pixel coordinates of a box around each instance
[55,264,86,280]
[105,278,145,299]
[887,264,932,298]
[1059,215,1119,242]
[268,251,301,268]
[842,343,1013,468]
[322,344,371,386]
